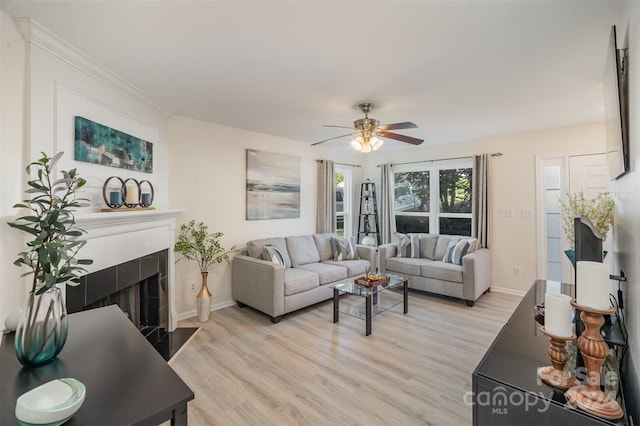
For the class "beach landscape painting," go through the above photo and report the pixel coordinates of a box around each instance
[74,116,153,173]
[246,149,300,220]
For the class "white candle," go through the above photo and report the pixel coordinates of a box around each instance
[125,185,139,205]
[544,293,573,337]
[576,261,611,311]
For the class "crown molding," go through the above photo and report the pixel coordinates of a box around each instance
[14,17,171,118]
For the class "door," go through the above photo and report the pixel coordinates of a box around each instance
[566,154,609,282]
[536,153,608,284]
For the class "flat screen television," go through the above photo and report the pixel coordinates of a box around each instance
[604,25,629,180]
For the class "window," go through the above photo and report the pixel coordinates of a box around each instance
[394,163,472,236]
[335,168,351,237]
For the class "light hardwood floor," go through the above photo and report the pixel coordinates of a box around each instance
[170,290,521,426]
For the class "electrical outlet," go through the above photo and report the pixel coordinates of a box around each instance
[191,282,197,292]
[513,267,521,277]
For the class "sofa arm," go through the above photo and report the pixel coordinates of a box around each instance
[356,244,376,271]
[378,243,397,274]
[462,248,491,303]
[232,255,285,318]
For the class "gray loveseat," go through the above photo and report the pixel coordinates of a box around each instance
[378,233,490,306]
[232,233,376,322]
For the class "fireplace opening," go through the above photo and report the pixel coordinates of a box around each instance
[82,273,167,347]
[67,250,196,361]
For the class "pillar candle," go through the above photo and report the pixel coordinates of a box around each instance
[576,261,611,311]
[125,185,139,205]
[544,293,573,337]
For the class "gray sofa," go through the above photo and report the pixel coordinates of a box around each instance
[232,233,376,322]
[378,233,491,306]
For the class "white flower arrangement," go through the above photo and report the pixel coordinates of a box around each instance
[559,191,615,249]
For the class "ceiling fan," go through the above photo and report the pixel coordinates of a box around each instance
[312,103,423,152]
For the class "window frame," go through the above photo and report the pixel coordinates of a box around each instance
[393,160,473,235]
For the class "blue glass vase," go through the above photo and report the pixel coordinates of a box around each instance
[14,287,68,367]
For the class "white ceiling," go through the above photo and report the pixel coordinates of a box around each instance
[1,0,620,150]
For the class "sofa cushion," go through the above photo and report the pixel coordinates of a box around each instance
[443,239,470,265]
[247,237,292,268]
[297,263,348,285]
[286,235,321,267]
[323,259,369,277]
[264,245,285,266]
[434,235,461,260]
[385,257,429,276]
[331,237,358,261]
[421,261,463,283]
[314,233,338,261]
[419,234,439,260]
[284,268,320,296]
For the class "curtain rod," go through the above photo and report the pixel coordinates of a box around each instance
[377,152,502,167]
[316,160,362,168]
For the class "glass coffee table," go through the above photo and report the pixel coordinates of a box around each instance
[332,274,408,336]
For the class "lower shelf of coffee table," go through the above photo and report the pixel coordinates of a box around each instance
[338,290,404,321]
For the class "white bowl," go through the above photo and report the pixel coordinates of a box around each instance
[15,378,85,425]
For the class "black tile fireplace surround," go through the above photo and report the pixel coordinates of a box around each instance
[66,249,195,361]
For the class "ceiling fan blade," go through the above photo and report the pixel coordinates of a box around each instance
[377,122,418,131]
[322,125,356,130]
[379,131,424,145]
[311,133,358,146]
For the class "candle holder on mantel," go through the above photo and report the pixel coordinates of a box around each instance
[537,326,579,390]
[565,300,623,420]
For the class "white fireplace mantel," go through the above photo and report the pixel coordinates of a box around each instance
[75,208,185,331]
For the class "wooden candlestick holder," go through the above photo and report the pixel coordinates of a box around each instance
[565,300,623,420]
[537,327,579,390]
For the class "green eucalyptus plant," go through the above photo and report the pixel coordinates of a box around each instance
[174,220,236,273]
[8,152,93,295]
[559,191,615,249]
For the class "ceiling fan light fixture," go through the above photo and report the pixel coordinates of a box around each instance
[361,139,372,153]
[371,136,384,151]
[351,137,363,151]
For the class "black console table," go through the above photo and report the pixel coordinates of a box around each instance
[1,305,194,425]
[473,279,628,425]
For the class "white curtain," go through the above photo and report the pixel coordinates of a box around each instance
[379,163,396,244]
[316,160,336,234]
[472,154,491,248]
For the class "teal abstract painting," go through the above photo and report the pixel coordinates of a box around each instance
[74,116,153,173]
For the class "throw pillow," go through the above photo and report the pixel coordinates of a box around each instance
[331,237,357,261]
[409,234,420,258]
[466,238,478,253]
[264,245,285,266]
[393,233,410,257]
[443,239,470,265]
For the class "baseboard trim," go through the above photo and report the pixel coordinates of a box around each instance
[491,286,526,297]
[176,299,236,322]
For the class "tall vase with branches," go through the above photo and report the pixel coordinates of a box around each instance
[7,152,93,366]
[559,191,615,264]
[174,220,236,322]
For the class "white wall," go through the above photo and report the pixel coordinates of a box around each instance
[363,123,606,294]
[0,16,170,328]
[611,1,640,417]
[0,12,28,329]
[168,115,364,316]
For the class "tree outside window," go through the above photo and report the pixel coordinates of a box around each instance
[394,164,472,236]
